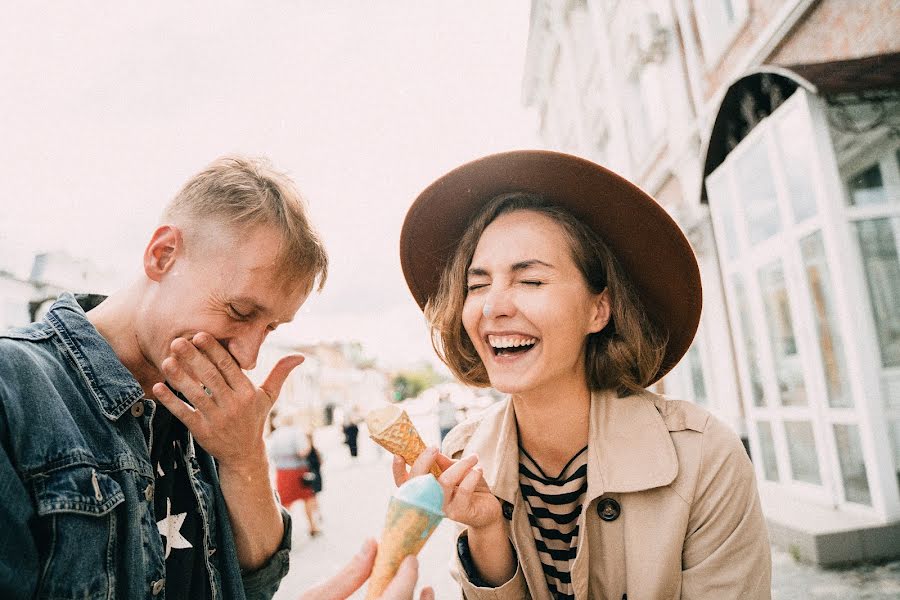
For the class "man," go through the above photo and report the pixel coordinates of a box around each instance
[0,157,430,599]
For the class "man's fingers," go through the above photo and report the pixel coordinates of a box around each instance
[298,539,376,600]
[379,555,418,599]
[160,356,214,412]
[171,336,231,398]
[392,454,409,487]
[260,354,305,401]
[409,447,438,478]
[152,382,201,431]
[191,332,245,392]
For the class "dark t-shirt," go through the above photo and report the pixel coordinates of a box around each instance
[151,406,210,599]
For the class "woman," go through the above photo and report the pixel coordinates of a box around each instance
[268,419,322,537]
[394,151,770,599]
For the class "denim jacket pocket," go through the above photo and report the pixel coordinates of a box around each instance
[32,465,124,600]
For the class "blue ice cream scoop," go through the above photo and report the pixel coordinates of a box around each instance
[395,474,444,515]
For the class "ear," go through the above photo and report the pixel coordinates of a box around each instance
[143,225,183,282]
[587,288,612,334]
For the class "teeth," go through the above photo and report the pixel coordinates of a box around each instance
[488,335,538,349]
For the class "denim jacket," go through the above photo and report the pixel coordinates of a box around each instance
[0,293,291,600]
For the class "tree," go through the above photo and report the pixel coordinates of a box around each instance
[390,364,443,401]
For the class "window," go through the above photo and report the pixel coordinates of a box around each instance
[833,424,872,505]
[800,232,852,407]
[759,260,806,407]
[735,140,781,245]
[784,420,822,485]
[776,103,819,222]
[756,421,780,482]
[686,344,708,406]
[848,164,887,206]
[856,218,900,367]
[693,0,748,63]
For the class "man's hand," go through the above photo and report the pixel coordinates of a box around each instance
[151,331,301,469]
[299,539,434,600]
[151,332,302,569]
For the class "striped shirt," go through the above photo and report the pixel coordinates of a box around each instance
[519,446,589,600]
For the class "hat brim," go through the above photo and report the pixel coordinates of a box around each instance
[400,150,701,385]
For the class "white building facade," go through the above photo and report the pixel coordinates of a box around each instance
[523,0,900,564]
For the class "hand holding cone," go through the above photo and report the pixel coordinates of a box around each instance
[366,475,444,600]
[366,404,442,478]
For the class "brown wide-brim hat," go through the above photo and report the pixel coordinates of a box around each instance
[400,150,702,385]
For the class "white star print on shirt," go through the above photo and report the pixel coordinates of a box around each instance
[156,498,192,558]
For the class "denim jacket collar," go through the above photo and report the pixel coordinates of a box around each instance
[44,293,144,421]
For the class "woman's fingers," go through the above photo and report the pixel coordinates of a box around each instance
[392,455,409,486]
[434,452,456,472]
[408,447,438,478]
[438,454,478,489]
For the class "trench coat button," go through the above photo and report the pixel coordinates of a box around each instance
[501,500,514,520]
[151,578,165,595]
[130,401,145,418]
[144,484,154,502]
[597,497,621,522]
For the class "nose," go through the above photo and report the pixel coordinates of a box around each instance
[225,326,269,370]
[483,283,515,319]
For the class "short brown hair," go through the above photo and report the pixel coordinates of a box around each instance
[425,193,665,395]
[163,155,328,292]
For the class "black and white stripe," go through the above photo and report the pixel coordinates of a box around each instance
[519,446,588,600]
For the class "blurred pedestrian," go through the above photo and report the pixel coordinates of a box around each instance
[302,430,324,521]
[268,419,321,537]
[342,411,361,458]
[437,394,458,442]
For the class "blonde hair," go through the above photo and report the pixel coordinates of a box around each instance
[425,193,665,396]
[163,155,328,291]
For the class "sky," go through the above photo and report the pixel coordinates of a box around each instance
[0,1,540,369]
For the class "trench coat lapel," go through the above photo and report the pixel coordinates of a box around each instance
[585,389,679,498]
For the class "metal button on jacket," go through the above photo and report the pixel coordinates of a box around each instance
[144,484,154,502]
[130,401,145,418]
[151,578,165,596]
[501,500,514,520]
[597,497,621,522]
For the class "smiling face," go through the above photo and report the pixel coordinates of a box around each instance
[461,210,610,397]
[139,222,312,375]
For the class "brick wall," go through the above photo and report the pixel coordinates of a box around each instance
[770,0,900,65]
[699,0,786,101]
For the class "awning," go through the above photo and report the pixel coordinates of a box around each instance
[700,52,900,201]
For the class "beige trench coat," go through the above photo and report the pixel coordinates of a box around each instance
[441,390,771,600]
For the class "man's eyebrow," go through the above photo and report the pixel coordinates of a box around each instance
[230,297,296,324]
[229,297,267,313]
[467,267,489,277]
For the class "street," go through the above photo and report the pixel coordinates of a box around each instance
[274,421,900,600]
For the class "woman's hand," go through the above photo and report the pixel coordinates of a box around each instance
[393,448,503,532]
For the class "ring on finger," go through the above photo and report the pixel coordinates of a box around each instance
[202,385,213,397]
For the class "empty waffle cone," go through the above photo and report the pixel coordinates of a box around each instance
[367,404,442,478]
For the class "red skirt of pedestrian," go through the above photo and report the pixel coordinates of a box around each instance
[276,467,315,505]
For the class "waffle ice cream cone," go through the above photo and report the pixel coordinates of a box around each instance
[367,404,442,477]
[366,475,444,600]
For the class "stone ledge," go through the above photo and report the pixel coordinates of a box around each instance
[761,488,900,566]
